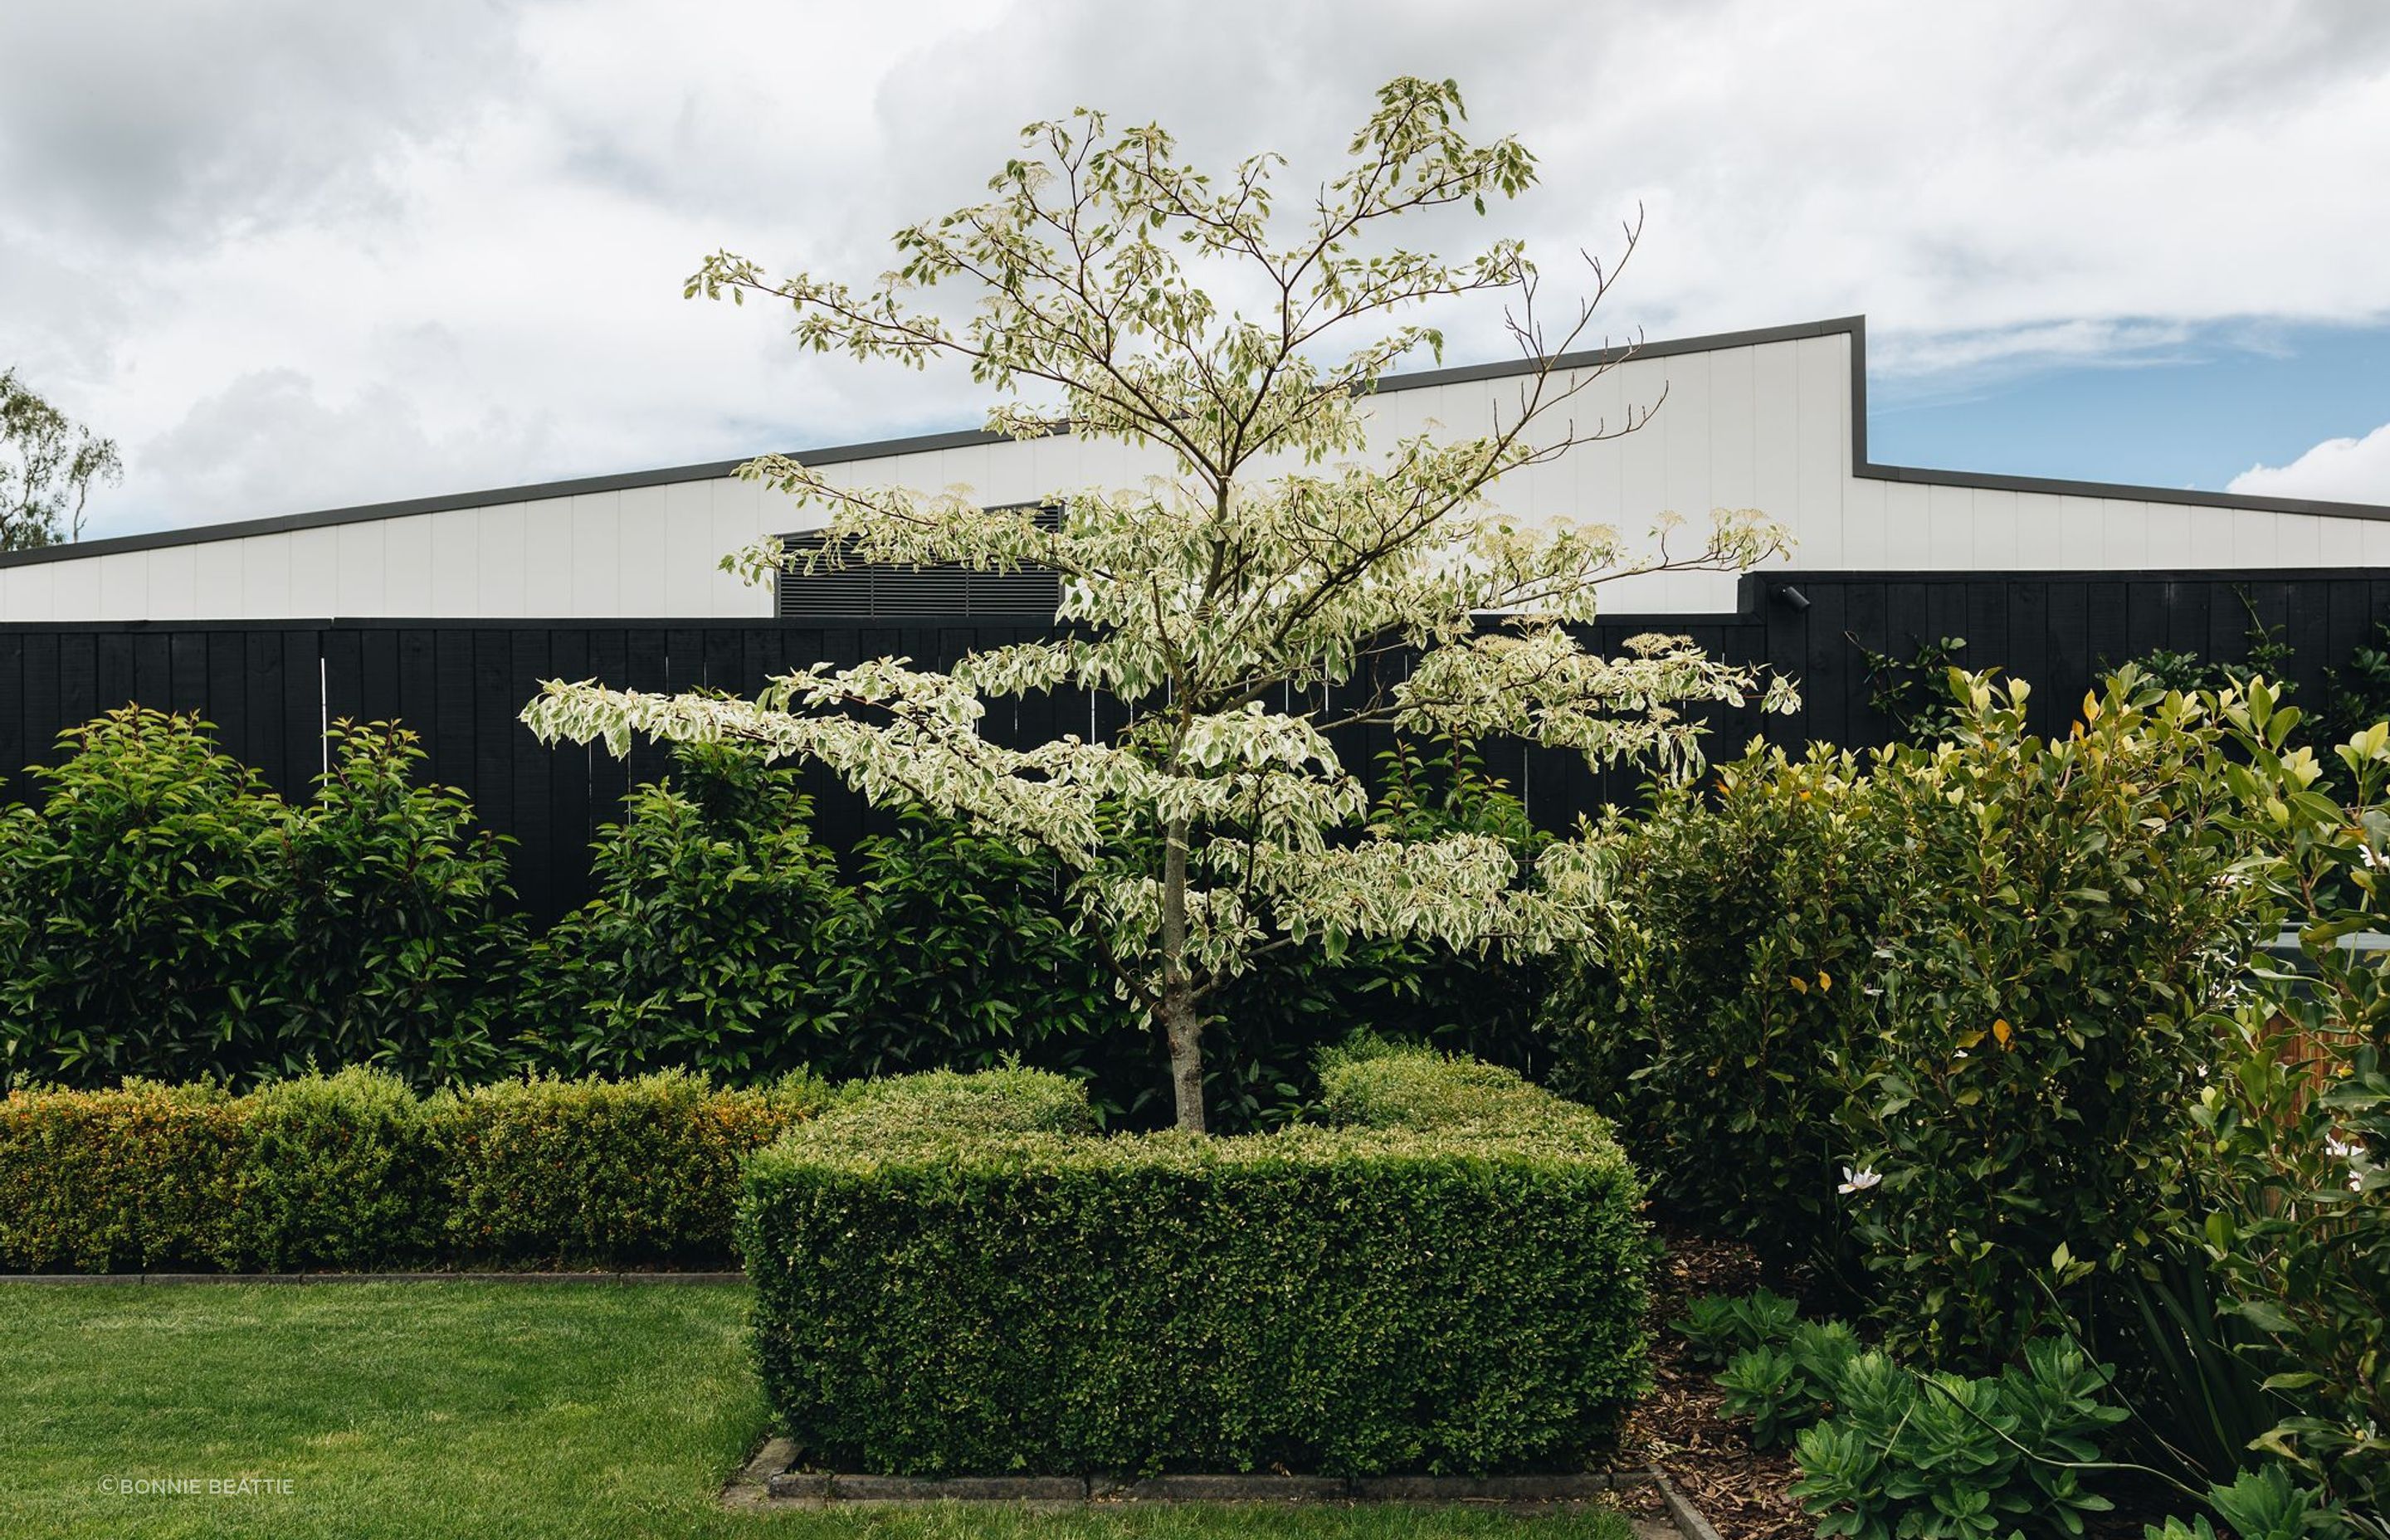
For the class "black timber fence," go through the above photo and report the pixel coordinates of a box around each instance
[0,568,2379,920]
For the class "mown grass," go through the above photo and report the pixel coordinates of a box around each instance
[0,1282,1636,1540]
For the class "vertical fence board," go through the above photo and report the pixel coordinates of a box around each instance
[586,629,632,848]
[282,630,323,793]
[545,629,593,913]
[625,628,671,793]
[22,632,61,777]
[506,628,554,918]
[58,631,99,739]
[241,631,285,791]
[205,631,246,755]
[470,630,516,875]
[96,631,136,714]
[168,631,208,716]
[0,631,21,798]
[131,632,171,711]
[321,627,364,733]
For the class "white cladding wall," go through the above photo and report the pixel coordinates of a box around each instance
[3,328,2383,623]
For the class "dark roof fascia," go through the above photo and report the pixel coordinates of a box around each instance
[0,427,1015,570]
[1838,314,2390,522]
[0,607,1747,634]
[1359,314,1866,394]
[11,314,2385,573]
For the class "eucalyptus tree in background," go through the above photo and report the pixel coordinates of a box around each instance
[524,77,1797,1132]
[0,368,121,550]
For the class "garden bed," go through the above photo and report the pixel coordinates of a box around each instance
[1619,1228,2192,1540]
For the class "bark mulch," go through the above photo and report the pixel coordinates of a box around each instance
[1615,1228,1809,1540]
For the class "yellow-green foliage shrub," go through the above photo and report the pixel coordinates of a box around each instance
[441,1070,832,1267]
[0,1070,827,1272]
[0,1080,246,1271]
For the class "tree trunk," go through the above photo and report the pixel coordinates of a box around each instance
[1161,981,1207,1135]
[1158,813,1207,1133]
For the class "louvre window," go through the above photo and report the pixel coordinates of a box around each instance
[774,510,1061,619]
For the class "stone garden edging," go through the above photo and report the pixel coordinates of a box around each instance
[721,1435,1726,1534]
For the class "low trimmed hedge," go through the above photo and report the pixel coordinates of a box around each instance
[739,1045,1650,1477]
[0,1068,829,1272]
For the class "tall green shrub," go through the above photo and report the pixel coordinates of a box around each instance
[1553,673,2274,1367]
[1846,675,2262,1367]
[520,744,846,1081]
[825,807,1119,1084]
[0,709,283,1089]
[1545,743,1895,1268]
[2184,694,2390,1512]
[0,711,526,1091]
[271,723,524,1085]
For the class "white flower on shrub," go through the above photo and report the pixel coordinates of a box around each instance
[2328,1133,2370,1191]
[1838,1166,1881,1195]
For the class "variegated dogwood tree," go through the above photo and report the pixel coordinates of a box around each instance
[523,77,1795,1131]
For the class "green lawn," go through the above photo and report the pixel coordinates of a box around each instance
[0,1282,1637,1540]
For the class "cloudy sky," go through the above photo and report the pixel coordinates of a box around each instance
[3,0,2388,541]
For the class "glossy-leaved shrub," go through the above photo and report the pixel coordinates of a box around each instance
[822,807,1120,1084]
[0,709,284,1089]
[740,1043,1650,1475]
[1554,672,2275,1367]
[520,744,846,1082]
[0,710,528,1091]
[270,724,525,1085]
[1544,743,1897,1268]
[1842,674,2265,1367]
[2185,691,2390,1513]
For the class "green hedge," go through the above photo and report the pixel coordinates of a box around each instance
[739,1045,1649,1477]
[441,1073,826,1265]
[0,1068,828,1272]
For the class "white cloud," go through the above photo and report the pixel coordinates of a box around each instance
[0,0,2385,539]
[0,1,526,240]
[2231,421,2390,504]
[144,369,559,522]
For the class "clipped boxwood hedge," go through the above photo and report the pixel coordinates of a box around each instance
[0,1068,830,1272]
[739,1045,1650,1477]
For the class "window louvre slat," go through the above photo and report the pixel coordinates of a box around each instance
[775,511,1061,619]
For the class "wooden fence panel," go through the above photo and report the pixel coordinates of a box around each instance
[0,569,2378,918]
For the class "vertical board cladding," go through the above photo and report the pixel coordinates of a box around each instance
[0,571,2382,919]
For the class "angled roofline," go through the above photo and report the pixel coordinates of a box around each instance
[7,314,2385,571]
